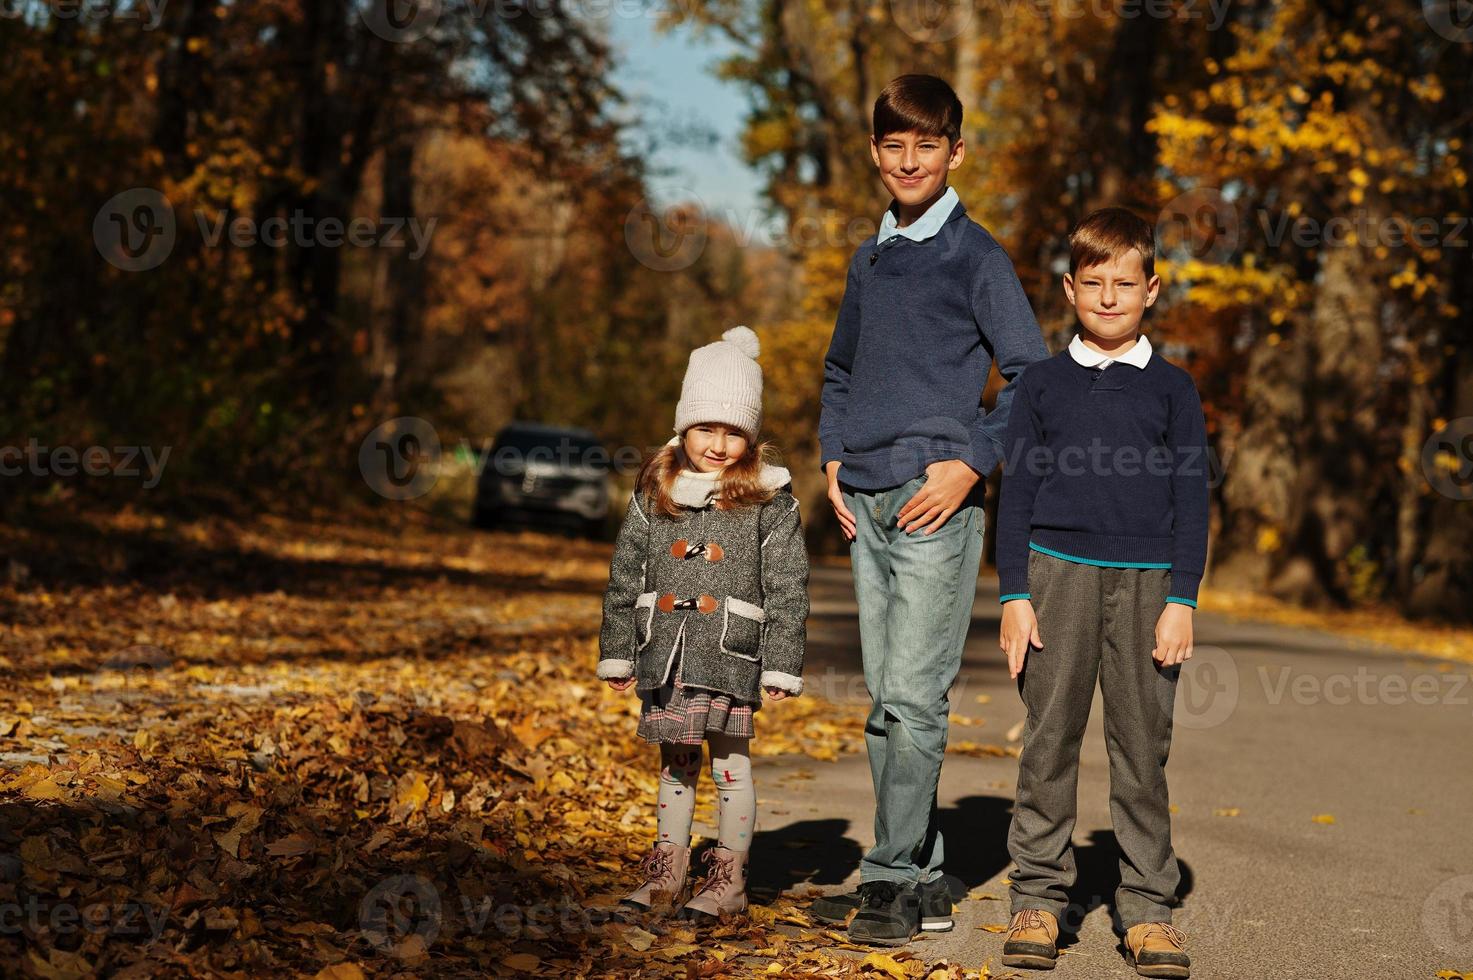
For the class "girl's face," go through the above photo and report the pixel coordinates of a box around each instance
[683,423,749,473]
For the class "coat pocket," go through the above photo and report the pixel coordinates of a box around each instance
[719,596,766,662]
[634,592,657,650]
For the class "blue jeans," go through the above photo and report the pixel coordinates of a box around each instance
[841,472,985,885]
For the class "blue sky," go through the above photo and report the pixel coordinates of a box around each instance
[606,13,769,222]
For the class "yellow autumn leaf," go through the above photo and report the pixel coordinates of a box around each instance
[1213,807,1241,817]
[313,965,365,980]
[502,952,541,971]
[748,904,778,925]
[23,778,65,801]
[395,773,429,811]
[860,951,910,978]
[978,923,1009,933]
[1311,814,1336,825]
[621,925,657,951]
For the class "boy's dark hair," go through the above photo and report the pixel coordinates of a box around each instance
[873,74,963,145]
[1069,207,1156,279]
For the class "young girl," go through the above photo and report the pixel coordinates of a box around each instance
[598,325,809,922]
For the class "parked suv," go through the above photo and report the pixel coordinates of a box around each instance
[473,422,611,537]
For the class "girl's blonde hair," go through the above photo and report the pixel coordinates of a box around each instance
[637,431,782,518]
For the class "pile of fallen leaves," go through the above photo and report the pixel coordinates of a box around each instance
[0,507,998,978]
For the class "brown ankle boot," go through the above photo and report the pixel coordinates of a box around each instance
[1002,908,1060,970]
[680,846,748,922]
[620,841,691,911]
[1124,922,1190,978]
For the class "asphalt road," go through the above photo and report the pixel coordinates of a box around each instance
[715,564,1473,979]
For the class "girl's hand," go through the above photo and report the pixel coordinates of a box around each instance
[999,598,1042,680]
[764,686,790,701]
[1152,603,1194,666]
[606,677,635,692]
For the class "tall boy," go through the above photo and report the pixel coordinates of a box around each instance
[812,74,1049,947]
[996,207,1208,978]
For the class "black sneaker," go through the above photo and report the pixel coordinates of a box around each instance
[916,876,955,932]
[845,880,920,947]
[809,888,863,925]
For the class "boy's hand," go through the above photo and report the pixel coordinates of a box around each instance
[763,686,790,701]
[606,677,635,691]
[1152,604,1194,666]
[999,598,1043,679]
[897,459,979,534]
[825,460,858,541]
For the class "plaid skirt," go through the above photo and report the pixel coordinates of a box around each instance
[637,642,757,745]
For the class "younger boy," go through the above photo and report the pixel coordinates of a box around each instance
[812,74,1049,947]
[995,207,1208,978]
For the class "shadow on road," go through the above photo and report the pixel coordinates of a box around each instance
[1057,829,1196,950]
[745,818,863,901]
[744,796,1018,903]
[935,794,1016,893]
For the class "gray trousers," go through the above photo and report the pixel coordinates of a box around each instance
[1007,549,1181,929]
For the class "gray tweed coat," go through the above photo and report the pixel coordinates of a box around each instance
[597,464,809,700]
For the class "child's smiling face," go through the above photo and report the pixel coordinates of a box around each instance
[683,423,749,473]
[870,129,964,212]
[1064,248,1161,345]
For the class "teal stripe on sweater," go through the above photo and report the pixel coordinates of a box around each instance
[1029,541,1172,569]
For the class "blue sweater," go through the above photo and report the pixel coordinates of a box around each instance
[995,348,1211,605]
[819,199,1049,489]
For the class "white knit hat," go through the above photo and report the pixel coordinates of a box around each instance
[674,326,764,439]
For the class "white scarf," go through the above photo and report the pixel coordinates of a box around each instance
[664,436,791,509]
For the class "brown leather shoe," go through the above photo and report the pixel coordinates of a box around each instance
[620,842,691,911]
[1124,922,1190,978]
[680,846,748,922]
[1002,908,1060,970]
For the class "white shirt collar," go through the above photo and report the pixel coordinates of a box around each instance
[876,185,960,245]
[1068,333,1152,371]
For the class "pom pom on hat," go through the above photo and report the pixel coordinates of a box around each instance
[721,325,760,360]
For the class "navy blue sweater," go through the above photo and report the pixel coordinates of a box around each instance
[819,199,1049,489]
[996,347,1211,605]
